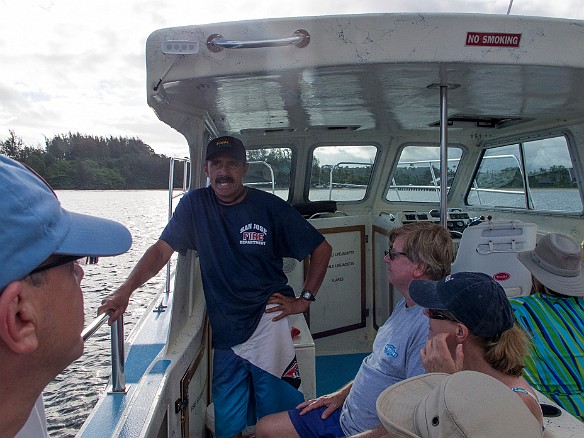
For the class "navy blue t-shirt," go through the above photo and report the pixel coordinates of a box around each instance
[160,187,325,348]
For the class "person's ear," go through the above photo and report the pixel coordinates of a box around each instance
[455,323,470,343]
[412,263,426,279]
[0,281,39,354]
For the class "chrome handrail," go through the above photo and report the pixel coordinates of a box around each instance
[247,160,275,194]
[110,315,126,393]
[206,29,310,52]
[82,157,190,397]
[328,161,372,200]
[82,312,127,393]
[81,312,110,341]
[167,157,190,293]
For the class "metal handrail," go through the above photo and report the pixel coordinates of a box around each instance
[327,161,372,200]
[110,316,125,393]
[167,158,190,293]
[81,312,110,341]
[246,160,275,194]
[82,312,126,393]
[82,157,190,397]
[206,29,310,52]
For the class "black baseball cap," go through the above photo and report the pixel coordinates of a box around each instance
[205,136,247,162]
[409,272,515,337]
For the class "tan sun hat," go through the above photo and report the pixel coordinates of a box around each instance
[376,371,542,438]
[517,233,584,297]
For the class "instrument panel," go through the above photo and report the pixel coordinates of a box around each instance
[397,209,471,234]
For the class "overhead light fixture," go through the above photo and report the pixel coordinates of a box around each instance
[426,83,461,89]
[161,40,199,55]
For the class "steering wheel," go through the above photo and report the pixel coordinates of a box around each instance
[450,230,464,239]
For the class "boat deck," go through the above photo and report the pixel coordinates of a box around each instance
[315,353,368,396]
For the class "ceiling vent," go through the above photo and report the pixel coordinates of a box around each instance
[305,125,361,132]
[429,114,529,129]
[239,127,296,135]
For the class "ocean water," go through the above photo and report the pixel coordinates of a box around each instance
[45,190,171,437]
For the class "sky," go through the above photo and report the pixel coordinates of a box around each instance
[1,1,584,158]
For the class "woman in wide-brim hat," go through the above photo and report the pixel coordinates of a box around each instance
[517,233,584,297]
[511,232,584,421]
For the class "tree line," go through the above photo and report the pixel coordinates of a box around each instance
[1,131,173,190]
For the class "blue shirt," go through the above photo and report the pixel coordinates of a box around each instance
[340,300,427,434]
[160,187,324,348]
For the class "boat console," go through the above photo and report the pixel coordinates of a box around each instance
[396,209,472,236]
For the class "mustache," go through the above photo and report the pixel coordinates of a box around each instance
[215,176,235,184]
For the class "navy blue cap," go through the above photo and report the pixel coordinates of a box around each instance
[409,272,514,337]
[0,155,132,292]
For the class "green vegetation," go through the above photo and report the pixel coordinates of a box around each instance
[246,148,292,188]
[476,165,575,189]
[1,130,173,189]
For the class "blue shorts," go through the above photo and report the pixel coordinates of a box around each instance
[288,406,345,438]
[212,309,304,438]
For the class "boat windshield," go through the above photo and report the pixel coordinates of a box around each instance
[467,136,582,213]
[386,145,463,203]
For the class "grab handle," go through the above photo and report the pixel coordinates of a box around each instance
[206,29,309,52]
[82,312,110,342]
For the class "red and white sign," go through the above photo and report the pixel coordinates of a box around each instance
[466,32,521,47]
[493,272,511,281]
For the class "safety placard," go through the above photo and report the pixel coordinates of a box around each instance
[466,32,521,47]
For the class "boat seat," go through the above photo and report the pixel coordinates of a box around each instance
[293,200,338,218]
[451,220,537,297]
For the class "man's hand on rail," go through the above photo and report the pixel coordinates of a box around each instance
[97,240,174,325]
[266,292,310,321]
[98,290,131,325]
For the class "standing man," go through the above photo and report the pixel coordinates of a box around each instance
[510,233,584,421]
[99,136,332,438]
[255,222,453,437]
[0,154,132,438]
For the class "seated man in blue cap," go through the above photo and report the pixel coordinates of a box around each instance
[0,154,132,437]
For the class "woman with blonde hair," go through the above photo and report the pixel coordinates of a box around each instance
[409,272,543,429]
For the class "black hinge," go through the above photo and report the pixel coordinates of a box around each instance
[175,397,189,413]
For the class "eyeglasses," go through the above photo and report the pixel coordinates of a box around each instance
[28,255,98,276]
[426,309,460,323]
[384,249,409,260]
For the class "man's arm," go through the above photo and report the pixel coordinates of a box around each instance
[98,239,174,324]
[302,239,333,297]
[267,239,332,321]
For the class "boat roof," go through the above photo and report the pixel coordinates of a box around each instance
[145,13,584,139]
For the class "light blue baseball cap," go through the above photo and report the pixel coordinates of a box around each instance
[0,154,132,292]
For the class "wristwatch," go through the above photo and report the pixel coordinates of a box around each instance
[300,290,316,301]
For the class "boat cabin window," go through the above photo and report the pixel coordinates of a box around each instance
[244,147,292,200]
[309,145,377,202]
[467,136,582,212]
[385,145,463,202]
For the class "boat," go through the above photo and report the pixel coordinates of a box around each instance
[78,12,584,437]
